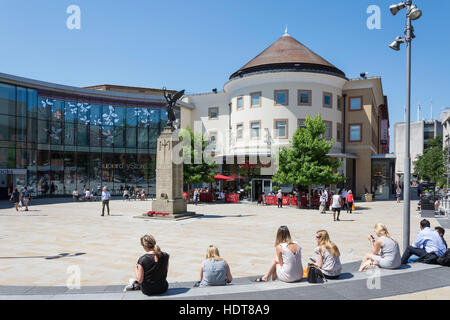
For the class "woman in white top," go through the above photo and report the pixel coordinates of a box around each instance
[359,223,401,271]
[255,226,303,282]
[331,193,343,221]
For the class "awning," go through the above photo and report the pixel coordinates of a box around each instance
[214,174,233,181]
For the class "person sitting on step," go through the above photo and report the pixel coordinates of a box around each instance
[255,225,303,283]
[359,223,401,271]
[311,230,342,279]
[196,245,232,287]
[401,219,447,265]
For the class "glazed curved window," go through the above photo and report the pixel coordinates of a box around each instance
[65,101,78,122]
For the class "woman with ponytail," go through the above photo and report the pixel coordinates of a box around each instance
[359,223,401,271]
[134,235,169,295]
[312,230,342,279]
[197,245,232,287]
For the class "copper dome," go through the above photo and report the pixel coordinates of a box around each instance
[229,33,345,79]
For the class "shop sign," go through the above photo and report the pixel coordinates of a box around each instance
[99,162,153,170]
[380,120,388,144]
[238,160,272,169]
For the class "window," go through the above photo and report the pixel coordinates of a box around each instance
[237,97,243,111]
[349,97,363,111]
[208,131,217,151]
[274,90,288,106]
[236,123,243,139]
[250,92,261,108]
[337,95,343,111]
[298,119,306,130]
[323,92,332,108]
[274,119,288,138]
[208,107,219,120]
[349,124,362,142]
[250,121,261,139]
[323,121,332,140]
[0,83,16,115]
[298,90,312,106]
[337,123,343,142]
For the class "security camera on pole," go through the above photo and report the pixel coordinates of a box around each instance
[388,1,422,251]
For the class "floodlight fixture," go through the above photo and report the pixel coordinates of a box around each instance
[390,2,406,15]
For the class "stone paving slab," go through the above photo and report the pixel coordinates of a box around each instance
[2,199,446,287]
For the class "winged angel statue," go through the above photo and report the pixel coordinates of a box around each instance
[163,87,185,129]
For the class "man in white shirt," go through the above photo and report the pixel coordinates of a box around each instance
[101,187,111,216]
[277,189,283,208]
[401,219,447,264]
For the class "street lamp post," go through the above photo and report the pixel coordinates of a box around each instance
[388,1,422,251]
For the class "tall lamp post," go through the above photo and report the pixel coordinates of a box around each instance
[388,1,422,251]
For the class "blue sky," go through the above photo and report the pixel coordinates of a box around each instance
[0,0,449,151]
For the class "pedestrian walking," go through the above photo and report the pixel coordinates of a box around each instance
[346,190,354,213]
[319,190,327,214]
[396,186,402,203]
[20,187,31,211]
[10,188,21,212]
[331,192,343,221]
[341,189,348,211]
[101,186,111,216]
[277,189,283,208]
[193,189,199,205]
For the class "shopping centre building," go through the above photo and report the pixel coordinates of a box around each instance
[0,72,193,199]
[0,31,393,200]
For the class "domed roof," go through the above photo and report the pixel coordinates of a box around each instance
[229,32,345,79]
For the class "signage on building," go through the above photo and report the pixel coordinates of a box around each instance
[237,160,272,169]
[380,120,389,144]
[0,169,27,175]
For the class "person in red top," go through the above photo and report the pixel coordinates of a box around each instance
[346,190,354,213]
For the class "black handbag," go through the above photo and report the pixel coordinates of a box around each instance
[307,264,327,283]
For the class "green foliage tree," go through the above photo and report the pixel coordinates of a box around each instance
[272,114,345,202]
[414,135,446,187]
[179,126,218,201]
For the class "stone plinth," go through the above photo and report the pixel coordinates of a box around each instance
[143,127,197,220]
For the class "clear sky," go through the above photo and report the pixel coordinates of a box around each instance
[0,0,449,151]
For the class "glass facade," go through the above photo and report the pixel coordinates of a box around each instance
[0,81,172,198]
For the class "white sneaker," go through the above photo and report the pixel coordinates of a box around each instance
[123,278,137,292]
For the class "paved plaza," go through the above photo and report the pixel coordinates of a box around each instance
[0,198,449,299]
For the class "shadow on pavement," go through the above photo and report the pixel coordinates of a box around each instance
[197,214,255,219]
[0,253,86,260]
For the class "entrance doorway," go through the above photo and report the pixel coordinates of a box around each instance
[251,179,272,201]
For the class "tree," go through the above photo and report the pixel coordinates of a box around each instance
[179,126,218,201]
[272,114,345,204]
[414,135,446,187]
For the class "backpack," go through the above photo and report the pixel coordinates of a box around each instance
[416,252,439,264]
[437,249,450,267]
[307,265,327,283]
